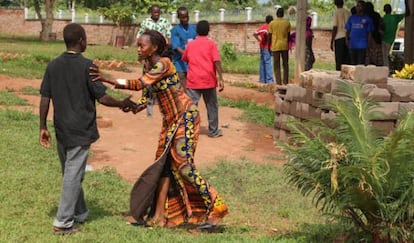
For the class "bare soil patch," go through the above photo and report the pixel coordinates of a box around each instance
[0,67,283,183]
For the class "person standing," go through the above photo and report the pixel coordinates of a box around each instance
[137,4,172,116]
[345,0,374,65]
[268,7,291,85]
[171,6,197,92]
[382,3,406,67]
[182,20,225,138]
[330,0,351,71]
[365,1,384,66]
[253,15,274,84]
[39,23,137,235]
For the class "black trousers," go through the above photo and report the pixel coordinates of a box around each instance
[334,37,350,71]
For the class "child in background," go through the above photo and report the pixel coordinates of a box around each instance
[182,20,225,138]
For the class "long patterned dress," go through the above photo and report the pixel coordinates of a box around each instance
[114,57,228,227]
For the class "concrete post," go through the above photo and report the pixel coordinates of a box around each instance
[24,7,28,19]
[99,15,104,23]
[58,9,62,19]
[71,8,75,23]
[311,11,318,27]
[245,7,252,21]
[194,10,200,23]
[219,8,225,22]
[84,13,89,23]
[171,12,177,24]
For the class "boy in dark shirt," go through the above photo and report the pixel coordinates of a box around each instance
[39,23,137,235]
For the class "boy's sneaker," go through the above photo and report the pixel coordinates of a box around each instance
[208,129,223,138]
[53,226,80,235]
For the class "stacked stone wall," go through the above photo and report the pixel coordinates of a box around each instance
[274,65,414,141]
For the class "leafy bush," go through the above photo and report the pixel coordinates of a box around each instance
[98,3,134,27]
[282,80,414,242]
[220,42,237,62]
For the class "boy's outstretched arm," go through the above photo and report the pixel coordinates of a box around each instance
[98,94,138,112]
[214,61,224,92]
[39,96,51,148]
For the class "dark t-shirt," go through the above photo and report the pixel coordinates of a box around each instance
[40,52,107,147]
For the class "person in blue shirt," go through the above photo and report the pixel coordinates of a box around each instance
[171,6,197,92]
[345,0,374,65]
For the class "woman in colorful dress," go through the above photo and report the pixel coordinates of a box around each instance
[90,30,228,228]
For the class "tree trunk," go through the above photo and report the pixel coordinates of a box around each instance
[294,0,307,83]
[39,0,56,41]
[404,0,413,64]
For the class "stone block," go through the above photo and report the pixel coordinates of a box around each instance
[310,91,325,107]
[275,95,283,114]
[371,120,395,136]
[363,85,391,102]
[321,110,337,128]
[340,64,355,80]
[289,101,299,117]
[387,79,414,102]
[353,65,388,88]
[285,84,307,102]
[371,102,399,120]
[278,129,290,143]
[308,105,322,119]
[398,102,414,114]
[281,100,291,114]
[296,102,310,120]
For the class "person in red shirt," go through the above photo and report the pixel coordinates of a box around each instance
[182,20,224,138]
[253,15,274,84]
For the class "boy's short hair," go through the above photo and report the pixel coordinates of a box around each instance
[63,23,86,48]
[276,8,284,18]
[383,4,392,14]
[334,0,344,7]
[265,15,273,24]
[196,20,209,36]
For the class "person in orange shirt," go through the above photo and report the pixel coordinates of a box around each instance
[268,7,291,85]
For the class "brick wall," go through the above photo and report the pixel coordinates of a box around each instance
[1,8,404,63]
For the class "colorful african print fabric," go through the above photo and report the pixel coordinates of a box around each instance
[137,17,172,39]
[117,57,228,227]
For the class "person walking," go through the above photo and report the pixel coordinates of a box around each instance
[182,20,225,138]
[39,23,137,235]
[253,15,274,84]
[331,0,351,71]
[382,3,406,68]
[90,30,228,228]
[171,6,197,92]
[268,7,291,85]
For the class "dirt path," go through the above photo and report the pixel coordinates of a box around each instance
[0,69,283,183]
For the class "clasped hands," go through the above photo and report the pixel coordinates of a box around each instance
[120,96,146,114]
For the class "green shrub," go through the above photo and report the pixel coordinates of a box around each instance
[220,42,237,62]
[282,80,414,242]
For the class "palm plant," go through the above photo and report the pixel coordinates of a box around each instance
[282,80,414,242]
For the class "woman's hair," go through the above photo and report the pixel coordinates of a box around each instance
[63,23,86,48]
[141,30,168,57]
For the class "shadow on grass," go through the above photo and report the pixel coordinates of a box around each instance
[276,222,359,242]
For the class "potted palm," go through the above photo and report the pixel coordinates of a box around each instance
[282,80,414,242]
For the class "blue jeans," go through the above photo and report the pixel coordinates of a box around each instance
[259,48,274,84]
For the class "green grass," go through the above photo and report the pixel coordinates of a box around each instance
[0,38,138,79]
[0,90,29,106]
[219,97,274,127]
[0,102,350,242]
